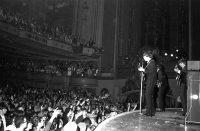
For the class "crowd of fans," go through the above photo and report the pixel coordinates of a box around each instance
[0,6,72,43]
[0,81,137,131]
[0,5,139,130]
[0,56,100,78]
[0,6,99,49]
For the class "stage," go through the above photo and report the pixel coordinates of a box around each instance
[95,108,200,131]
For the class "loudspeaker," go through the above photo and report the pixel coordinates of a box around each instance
[187,61,200,71]
[187,71,200,123]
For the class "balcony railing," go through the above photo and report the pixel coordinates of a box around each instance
[0,22,73,53]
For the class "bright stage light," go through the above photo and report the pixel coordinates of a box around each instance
[176,49,179,52]
[170,54,174,57]
[164,53,168,56]
[191,94,199,100]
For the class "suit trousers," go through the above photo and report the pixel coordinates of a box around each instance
[180,82,187,115]
[145,85,155,115]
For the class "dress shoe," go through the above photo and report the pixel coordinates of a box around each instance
[157,108,165,112]
[143,113,154,117]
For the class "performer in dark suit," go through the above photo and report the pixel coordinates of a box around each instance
[138,51,157,116]
[157,64,169,112]
[174,59,187,116]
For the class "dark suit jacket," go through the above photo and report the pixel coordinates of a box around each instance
[144,59,157,89]
[157,68,169,87]
[179,66,187,85]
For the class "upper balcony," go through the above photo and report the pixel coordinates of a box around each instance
[0,21,102,61]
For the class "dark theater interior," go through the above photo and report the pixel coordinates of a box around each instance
[0,0,200,131]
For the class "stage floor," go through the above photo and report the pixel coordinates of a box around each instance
[95,108,200,131]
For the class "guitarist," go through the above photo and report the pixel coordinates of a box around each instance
[174,58,187,116]
[138,51,157,116]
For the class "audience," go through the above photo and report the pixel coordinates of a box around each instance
[0,81,137,131]
[0,6,102,53]
[0,5,138,131]
[0,56,100,78]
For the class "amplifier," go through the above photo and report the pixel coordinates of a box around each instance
[187,71,200,123]
[187,61,200,71]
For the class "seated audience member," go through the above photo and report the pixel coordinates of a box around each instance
[78,117,92,131]
[62,121,78,131]
[14,116,28,131]
[0,103,7,131]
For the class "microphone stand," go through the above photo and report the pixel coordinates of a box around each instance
[139,72,144,114]
[139,65,144,115]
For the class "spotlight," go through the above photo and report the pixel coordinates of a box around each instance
[164,53,168,56]
[170,54,174,57]
[176,49,179,52]
[175,56,178,59]
[191,94,198,100]
[125,57,129,60]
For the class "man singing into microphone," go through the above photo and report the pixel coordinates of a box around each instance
[138,50,157,116]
